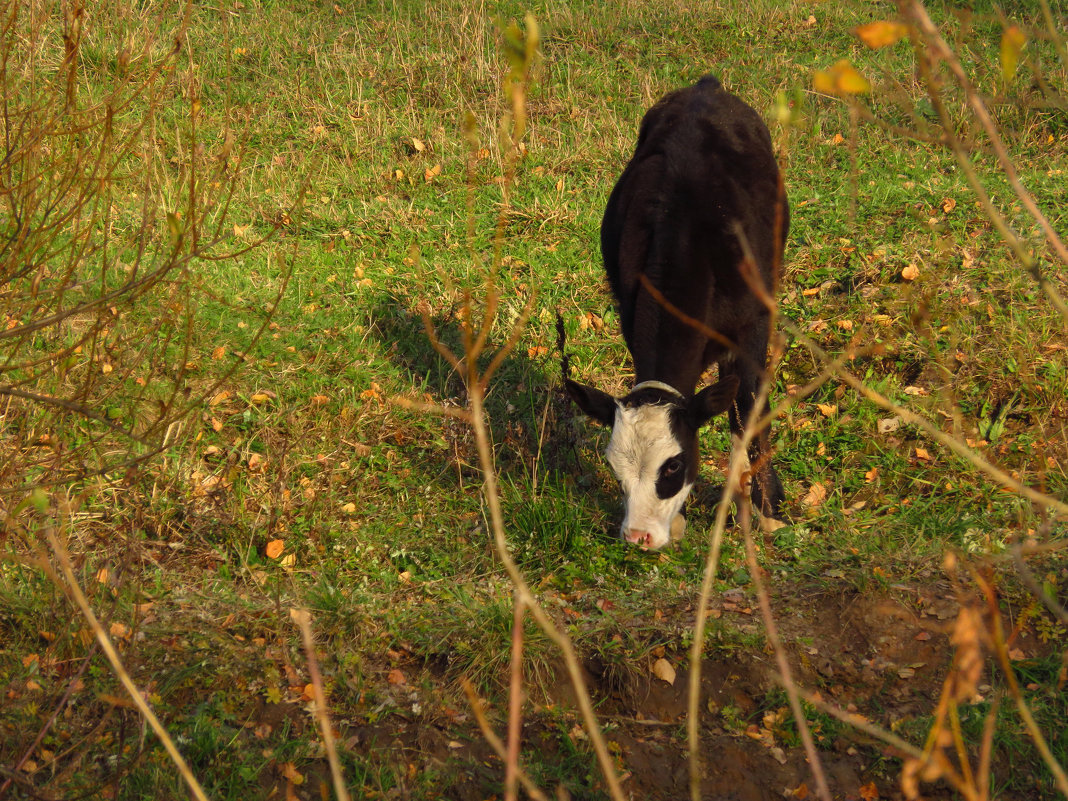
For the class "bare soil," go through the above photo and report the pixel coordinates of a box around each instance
[246,581,1051,800]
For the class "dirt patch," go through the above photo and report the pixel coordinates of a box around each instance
[239,584,1056,800]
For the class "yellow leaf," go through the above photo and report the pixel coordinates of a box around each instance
[209,391,230,407]
[250,392,271,404]
[212,346,227,360]
[854,20,908,49]
[813,59,871,96]
[280,762,304,785]
[266,539,285,559]
[816,403,838,417]
[412,138,426,152]
[651,657,676,685]
[915,447,931,461]
[310,394,329,405]
[1000,25,1026,84]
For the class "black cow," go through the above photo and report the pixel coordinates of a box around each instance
[566,75,788,548]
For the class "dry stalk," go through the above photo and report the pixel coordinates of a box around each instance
[505,594,526,801]
[901,0,1068,322]
[411,17,626,800]
[292,608,351,801]
[41,526,209,801]
[739,493,833,801]
[461,679,551,801]
[976,572,1068,796]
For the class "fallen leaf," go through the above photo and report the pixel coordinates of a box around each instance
[651,658,676,685]
[266,539,285,559]
[387,668,406,685]
[248,453,267,472]
[877,417,900,434]
[855,20,908,49]
[1000,25,1027,83]
[412,137,426,152]
[340,502,357,515]
[109,622,130,640]
[250,392,272,405]
[802,482,827,508]
[914,447,931,461]
[813,59,871,96]
[901,263,920,281]
[941,197,956,214]
[279,762,304,785]
[310,394,330,405]
[209,391,231,406]
[816,403,838,417]
[212,346,227,360]
[859,780,880,800]
[864,466,879,483]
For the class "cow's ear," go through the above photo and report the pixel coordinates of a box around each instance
[691,375,740,428]
[565,379,618,427]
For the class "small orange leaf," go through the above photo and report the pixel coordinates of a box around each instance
[211,346,227,360]
[1000,25,1027,84]
[859,780,880,800]
[855,20,908,49]
[816,403,838,417]
[915,447,932,461]
[266,539,285,559]
[310,394,329,406]
[387,668,406,685]
[901,263,920,281]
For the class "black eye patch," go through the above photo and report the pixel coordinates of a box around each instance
[655,455,686,499]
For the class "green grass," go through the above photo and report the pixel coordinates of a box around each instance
[2,0,1068,799]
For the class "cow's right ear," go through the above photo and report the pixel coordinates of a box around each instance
[564,379,617,427]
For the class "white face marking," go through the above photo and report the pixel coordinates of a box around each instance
[606,403,692,549]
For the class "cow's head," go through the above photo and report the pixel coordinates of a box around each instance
[565,376,739,549]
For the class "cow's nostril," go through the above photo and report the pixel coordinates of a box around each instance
[625,529,652,547]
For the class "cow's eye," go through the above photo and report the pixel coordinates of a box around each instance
[663,457,683,476]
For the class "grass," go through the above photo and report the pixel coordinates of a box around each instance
[2,0,1068,799]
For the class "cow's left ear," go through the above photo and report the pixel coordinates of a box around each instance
[690,375,740,428]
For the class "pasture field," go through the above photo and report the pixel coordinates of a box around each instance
[2,0,1067,799]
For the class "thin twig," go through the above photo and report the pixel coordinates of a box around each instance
[292,608,351,801]
[460,680,551,801]
[740,501,833,801]
[505,594,525,801]
[43,527,210,801]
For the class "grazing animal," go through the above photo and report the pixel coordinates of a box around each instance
[566,75,788,549]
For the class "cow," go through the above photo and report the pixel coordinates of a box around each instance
[565,75,788,549]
